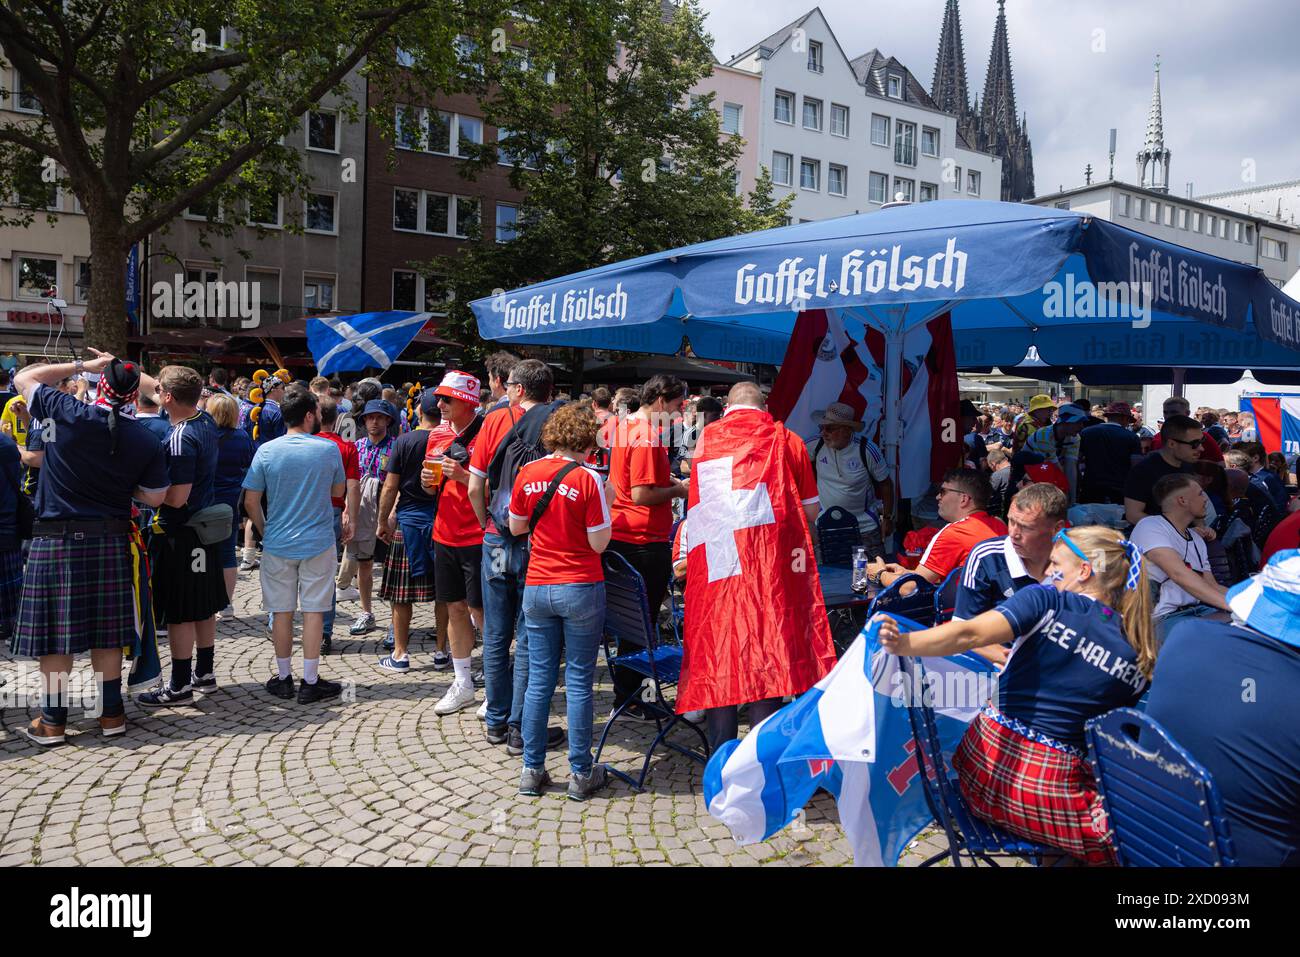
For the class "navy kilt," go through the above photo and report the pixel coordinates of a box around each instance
[149,525,229,625]
[12,535,137,656]
[0,546,22,637]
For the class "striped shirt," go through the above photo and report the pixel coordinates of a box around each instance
[954,535,1039,620]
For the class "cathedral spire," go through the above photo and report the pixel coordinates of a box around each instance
[1136,55,1172,192]
[931,0,970,116]
[981,0,1018,132]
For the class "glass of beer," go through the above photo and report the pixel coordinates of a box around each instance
[424,453,444,487]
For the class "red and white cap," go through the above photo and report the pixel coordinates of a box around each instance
[433,370,481,404]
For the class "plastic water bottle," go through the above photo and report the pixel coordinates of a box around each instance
[852,547,868,591]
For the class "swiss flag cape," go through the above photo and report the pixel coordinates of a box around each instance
[677,408,837,712]
[767,308,960,499]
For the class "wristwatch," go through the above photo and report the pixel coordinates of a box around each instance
[74,358,84,376]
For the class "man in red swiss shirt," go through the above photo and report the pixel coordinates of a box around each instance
[422,371,485,716]
[316,396,359,656]
[607,374,688,715]
[867,468,1007,589]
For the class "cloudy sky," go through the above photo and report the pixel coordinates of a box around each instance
[697,0,1298,200]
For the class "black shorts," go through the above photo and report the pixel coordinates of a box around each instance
[434,542,483,607]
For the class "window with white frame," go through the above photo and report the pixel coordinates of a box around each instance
[1134,197,1146,220]
[800,158,820,191]
[920,182,938,202]
[454,35,482,76]
[1219,218,1228,239]
[1177,207,1188,229]
[807,40,823,73]
[772,152,793,187]
[966,170,980,195]
[185,194,219,221]
[828,164,847,197]
[894,120,916,166]
[722,102,742,135]
[16,256,57,300]
[869,171,888,204]
[13,71,42,114]
[394,188,420,231]
[456,115,483,157]
[496,203,519,242]
[396,105,424,150]
[455,196,481,238]
[921,127,939,157]
[951,165,962,192]
[729,169,741,196]
[870,114,890,146]
[774,90,794,124]
[496,128,541,170]
[1232,221,1243,242]
[185,264,220,287]
[249,189,281,227]
[894,177,914,202]
[1054,200,1070,209]
[830,103,849,137]
[1164,204,1175,227]
[428,110,452,153]
[887,74,902,98]
[246,268,281,321]
[1245,224,1255,244]
[1148,201,1160,223]
[392,270,418,311]
[305,192,337,233]
[802,97,822,132]
[394,188,477,237]
[1117,194,1130,216]
[303,275,336,313]
[1191,210,1201,231]
[307,110,340,152]
[74,258,91,304]
[425,193,450,234]
[1262,237,1288,260]
[423,275,453,312]
[15,160,57,210]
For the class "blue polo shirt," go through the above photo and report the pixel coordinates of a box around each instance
[1145,620,1300,866]
[29,385,169,521]
[955,535,1038,620]
[1251,469,1289,510]
[995,584,1147,751]
[157,409,219,532]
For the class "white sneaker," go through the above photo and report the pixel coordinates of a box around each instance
[476,700,488,722]
[434,680,478,716]
[217,604,235,619]
[336,586,361,602]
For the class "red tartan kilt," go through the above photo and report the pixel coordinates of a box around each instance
[952,711,1116,866]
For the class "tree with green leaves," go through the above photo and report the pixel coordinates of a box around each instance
[424,0,793,353]
[0,0,502,352]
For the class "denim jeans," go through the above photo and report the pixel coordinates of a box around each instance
[522,582,606,774]
[322,507,343,638]
[481,531,528,728]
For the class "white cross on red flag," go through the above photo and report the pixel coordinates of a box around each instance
[677,407,837,713]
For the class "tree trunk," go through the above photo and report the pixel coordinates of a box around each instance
[84,224,130,355]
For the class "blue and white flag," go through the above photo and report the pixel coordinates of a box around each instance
[305,311,434,376]
[703,615,996,866]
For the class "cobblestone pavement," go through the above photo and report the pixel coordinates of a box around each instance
[0,567,970,867]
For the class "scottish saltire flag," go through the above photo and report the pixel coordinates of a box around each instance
[306,311,435,375]
[703,615,995,865]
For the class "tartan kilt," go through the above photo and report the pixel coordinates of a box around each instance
[12,535,137,656]
[379,529,436,604]
[0,546,22,636]
[149,525,229,624]
[952,710,1116,866]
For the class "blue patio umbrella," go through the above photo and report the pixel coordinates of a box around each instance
[471,200,1300,476]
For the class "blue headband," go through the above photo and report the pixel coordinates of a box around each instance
[1053,529,1143,592]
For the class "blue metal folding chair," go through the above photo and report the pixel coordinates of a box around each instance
[593,552,709,790]
[932,566,964,625]
[1085,708,1237,867]
[816,505,859,567]
[868,573,937,627]
[898,655,1057,867]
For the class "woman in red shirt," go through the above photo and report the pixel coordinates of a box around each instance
[508,403,612,801]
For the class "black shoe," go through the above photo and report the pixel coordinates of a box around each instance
[321,635,333,657]
[192,672,218,691]
[471,668,485,689]
[265,675,295,700]
[485,723,509,745]
[298,676,342,704]
[506,725,566,756]
[567,764,608,802]
[136,682,193,708]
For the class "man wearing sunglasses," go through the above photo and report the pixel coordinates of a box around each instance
[866,467,1005,590]
[1123,414,1204,527]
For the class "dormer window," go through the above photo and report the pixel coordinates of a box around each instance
[807,40,823,74]
[887,74,902,98]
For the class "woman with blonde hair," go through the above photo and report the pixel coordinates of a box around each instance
[876,525,1155,864]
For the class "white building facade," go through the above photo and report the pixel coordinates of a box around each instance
[723,8,1001,224]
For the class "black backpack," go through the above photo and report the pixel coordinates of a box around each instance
[486,400,565,535]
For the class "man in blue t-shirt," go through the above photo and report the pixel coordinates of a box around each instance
[139,366,228,709]
[243,387,346,705]
[1146,549,1300,866]
[955,483,1068,636]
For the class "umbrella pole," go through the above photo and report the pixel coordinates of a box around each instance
[882,325,903,542]
[1172,366,1186,399]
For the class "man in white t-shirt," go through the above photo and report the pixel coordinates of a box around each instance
[1130,472,1229,644]
[805,402,894,559]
